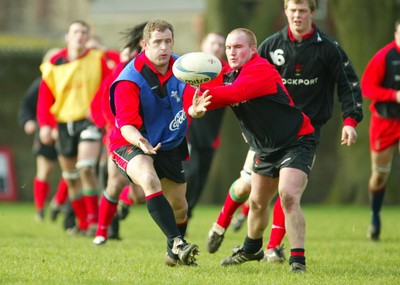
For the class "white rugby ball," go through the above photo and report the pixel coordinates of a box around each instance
[173,52,222,85]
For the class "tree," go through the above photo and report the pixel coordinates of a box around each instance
[198,0,400,205]
[327,0,400,204]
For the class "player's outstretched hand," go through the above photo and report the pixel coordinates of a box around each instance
[138,137,161,155]
[189,88,212,118]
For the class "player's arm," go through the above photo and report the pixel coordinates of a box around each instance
[361,48,398,103]
[19,79,40,134]
[326,42,363,146]
[328,43,363,124]
[114,80,160,154]
[205,61,281,108]
[37,80,57,145]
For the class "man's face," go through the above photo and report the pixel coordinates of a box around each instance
[65,23,89,51]
[202,33,225,59]
[395,24,400,48]
[285,1,315,34]
[143,29,173,69]
[225,31,256,70]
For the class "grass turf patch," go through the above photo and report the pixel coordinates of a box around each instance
[0,203,399,284]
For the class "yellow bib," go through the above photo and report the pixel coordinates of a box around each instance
[40,50,103,123]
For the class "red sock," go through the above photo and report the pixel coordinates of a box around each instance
[217,181,248,229]
[241,201,250,215]
[33,178,50,211]
[119,185,134,206]
[83,190,99,226]
[53,178,68,205]
[266,197,286,249]
[96,195,118,238]
[71,196,88,230]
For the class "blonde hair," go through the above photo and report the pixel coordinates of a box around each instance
[284,0,316,12]
[229,28,257,47]
[67,20,90,33]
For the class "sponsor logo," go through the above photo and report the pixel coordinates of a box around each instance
[282,77,319,85]
[184,78,211,85]
[169,110,186,131]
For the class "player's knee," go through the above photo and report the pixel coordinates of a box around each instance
[62,170,80,180]
[370,163,391,188]
[76,158,97,178]
[238,170,252,196]
[248,197,264,213]
[280,193,298,213]
[80,125,103,141]
[138,172,160,191]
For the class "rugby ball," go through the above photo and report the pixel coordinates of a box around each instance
[173,52,222,85]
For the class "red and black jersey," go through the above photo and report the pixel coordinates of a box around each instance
[361,40,400,118]
[205,54,314,155]
[258,25,363,127]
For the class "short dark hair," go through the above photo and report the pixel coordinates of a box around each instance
[121,21,148,53]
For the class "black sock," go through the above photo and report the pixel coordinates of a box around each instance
[177,220,188,238]
[242,236,263,254]
[289,248,305,265]
[370,188,385,228]
[146,193,180,241]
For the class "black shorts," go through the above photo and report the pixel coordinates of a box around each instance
[253,134,316,178]
[112,139,189,184]
[32,132,58,160]
[56,119,103,157]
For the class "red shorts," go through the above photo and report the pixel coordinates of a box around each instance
[369,113,400,151]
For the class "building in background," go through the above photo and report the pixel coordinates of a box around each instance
[0,0,206,54]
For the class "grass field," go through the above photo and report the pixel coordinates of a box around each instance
[0,203,399,285]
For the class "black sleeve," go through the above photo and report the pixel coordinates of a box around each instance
[18,77,41,127]
[327,40,364,123]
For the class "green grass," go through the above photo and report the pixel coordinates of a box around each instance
[0,203,399,284]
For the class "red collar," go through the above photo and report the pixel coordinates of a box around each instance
[135,52,173,75]
[288,24,315,42]
[134,52,174,85]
